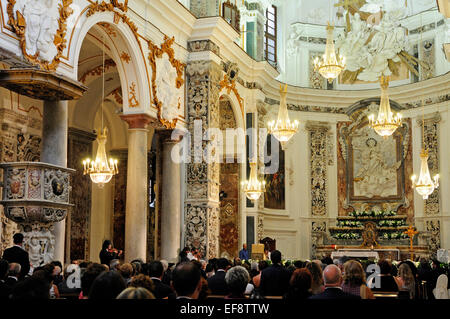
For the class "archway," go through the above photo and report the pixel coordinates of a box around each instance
[66,20,155,263]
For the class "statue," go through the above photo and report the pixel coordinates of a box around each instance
[29,237,43,267]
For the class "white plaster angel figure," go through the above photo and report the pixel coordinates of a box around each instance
[15,0,59,62]
[335,13,370,72]
[156,55,182,122]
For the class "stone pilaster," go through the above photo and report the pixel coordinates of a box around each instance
[120,114,152,262]
[185,59,222,259]
[418,113,442,253]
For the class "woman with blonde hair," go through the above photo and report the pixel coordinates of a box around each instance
[116,287,155,299]
[342,260,374,299]
[305,261,324,295]
[397,263,416,299]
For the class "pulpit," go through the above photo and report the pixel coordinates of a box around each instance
[251,244,264,260]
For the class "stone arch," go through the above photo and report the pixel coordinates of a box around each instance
[67,11,152,115]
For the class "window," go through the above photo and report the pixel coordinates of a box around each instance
[264,5,277,66]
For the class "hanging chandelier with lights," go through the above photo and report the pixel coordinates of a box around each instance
[313,23,346,83]
[242,161,266,201]
[267,84,299,150]
[83,37,118,188]
[368,76,402,137]
[411,149,439,200]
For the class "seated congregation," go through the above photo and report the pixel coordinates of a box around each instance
[1,234,449,300]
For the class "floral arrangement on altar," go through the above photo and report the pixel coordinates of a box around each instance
[337,220,363,227]
[335,0,428,83]
[380,231,408,240]
[349,210,397,218]
[378,219,406,227]
[332,232,361,240]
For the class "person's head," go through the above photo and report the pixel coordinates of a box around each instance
[50,261,63,270]
[148,261,164,279]
[171,262,202,298]
[0,259,9,280]
[10,276,50,299]
[88,271,126,299]
[119,263,133,279]
[116,287,155,299]
[258,260,269,272]
[343,260,366,286]
[205,263,214,274]
[110,259,120,271]
[160,259,169,272]
[398,263,414,285]
[323,264,343,287]
[243,243,247,250]
[13,233,24,245]
[102,240,112,250]
[270,250,282,264]
[217,258,230,271]
[131,261,142,275]
[8,263,21,278]
[225,266,250,296]
[81,263,107,297]
[290,268,312,293]
[306,261,323,285]
[233,257,241,266]
[129,274,155,293]
[378,259,393,275]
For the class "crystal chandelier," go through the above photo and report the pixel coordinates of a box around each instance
[411,93,439,200]
[313,23,346,83]
[411,149,439,200]
[368,76,402,137]
[267,84,299,150]
[82,37,118,188]
[241,162,266,201]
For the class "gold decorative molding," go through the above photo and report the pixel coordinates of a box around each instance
[128,82,139,107]
[109,87,123,105]
[219,74,244,118]
[79,58,116,83]
[86,0,137,37]
[148,36,186,129]
[98,22,118,37]
[6,0,74,71]
[120,51,131,63]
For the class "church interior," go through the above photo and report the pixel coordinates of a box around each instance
[0,0,449,301]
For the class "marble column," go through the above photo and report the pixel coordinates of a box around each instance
[160,132,181,262]
[120,114,152,262]
[42,100,68,264]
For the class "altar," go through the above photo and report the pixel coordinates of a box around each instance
[331,248,401,260]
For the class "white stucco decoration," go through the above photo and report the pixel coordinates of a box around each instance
[155,54,183,122]
[13,0,60,63]
[335,9,409,82]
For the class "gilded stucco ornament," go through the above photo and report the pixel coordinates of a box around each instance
[148,36,186,129]
[7,0,74,71]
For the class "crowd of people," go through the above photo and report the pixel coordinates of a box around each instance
[1,234,449,300]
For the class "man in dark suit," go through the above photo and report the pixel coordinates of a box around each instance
[207,258,230,295]
[171,262,202,299]
[309,264,361,300]
[259,250,291,296]
[2,233,30,279]
[148,261,175,299]
[0,259,11,299]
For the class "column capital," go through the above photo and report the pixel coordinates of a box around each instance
[120,113,154,129]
